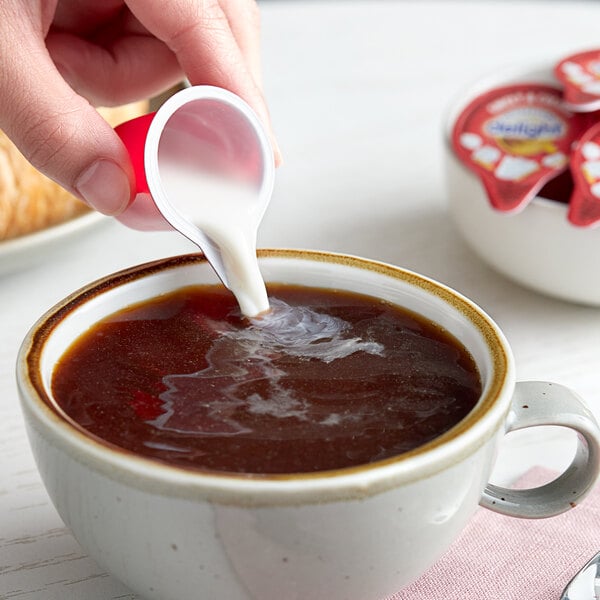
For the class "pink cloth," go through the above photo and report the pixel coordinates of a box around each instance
[387,467,600,600]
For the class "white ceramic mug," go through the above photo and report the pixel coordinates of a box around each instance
[17,250,600,600]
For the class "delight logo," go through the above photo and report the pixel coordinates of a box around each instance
[485,108,566,140]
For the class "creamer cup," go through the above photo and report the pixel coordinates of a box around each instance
[113,85,275,316]
[452,83,585,213]
[555,49,600,112]
[568,122,600,227]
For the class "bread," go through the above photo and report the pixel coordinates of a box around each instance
[0,100,149,241]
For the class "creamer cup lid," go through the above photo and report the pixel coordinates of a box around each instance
[452,83,585,213]
[568,122,600,227]
[555,49,600,113]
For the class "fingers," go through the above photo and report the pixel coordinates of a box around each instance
[126,0,281,164]
[46,29,183,107]
[220,0,282,164]
[0,0,280,224]
[218,0,263,88]
[0,13,134,215]
[51,0,124,33]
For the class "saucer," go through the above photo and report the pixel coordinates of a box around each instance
[0,212,106,276]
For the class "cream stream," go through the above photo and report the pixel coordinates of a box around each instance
[159,164,269,317]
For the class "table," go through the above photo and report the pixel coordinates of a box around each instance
[2,1,600,597]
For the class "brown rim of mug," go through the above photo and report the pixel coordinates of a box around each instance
[21,249,510,486]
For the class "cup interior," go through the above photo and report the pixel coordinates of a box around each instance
[22,250,513,491]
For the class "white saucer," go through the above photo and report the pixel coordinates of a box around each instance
[0,212,107,276]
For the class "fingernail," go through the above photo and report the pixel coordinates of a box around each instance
[75,159,131,216]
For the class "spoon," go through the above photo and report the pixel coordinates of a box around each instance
[560,550,600,599]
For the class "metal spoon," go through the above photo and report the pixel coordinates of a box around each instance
[560,551,600,599]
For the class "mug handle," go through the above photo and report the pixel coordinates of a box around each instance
[480,381,600,518]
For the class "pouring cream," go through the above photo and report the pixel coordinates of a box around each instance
[158,165,269,316]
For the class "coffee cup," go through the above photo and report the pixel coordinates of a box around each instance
[16,250,600,600]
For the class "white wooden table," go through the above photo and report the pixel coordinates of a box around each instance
[2,1,600,597]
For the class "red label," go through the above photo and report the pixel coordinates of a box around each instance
[555,49,600,112]
[452,84,583,213]
[568,122,600,227]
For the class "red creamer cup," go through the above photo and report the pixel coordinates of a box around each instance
[452,83,587,213]
[555,49,600,113]
[115,112,167,231]
[568,122,600,227]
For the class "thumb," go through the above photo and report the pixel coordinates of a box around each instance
[0,37,134,216]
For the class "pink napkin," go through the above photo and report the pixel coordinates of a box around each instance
[387,467,600,600]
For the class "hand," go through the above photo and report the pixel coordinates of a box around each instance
[0,0,279,216]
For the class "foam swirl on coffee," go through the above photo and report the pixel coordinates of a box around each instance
[248,298,384,362]
[151,299,384,436]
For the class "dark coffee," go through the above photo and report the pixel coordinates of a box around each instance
[538,168,573,204]
[52,284,481,474]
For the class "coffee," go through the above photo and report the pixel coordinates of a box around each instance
[51,284,481,474]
